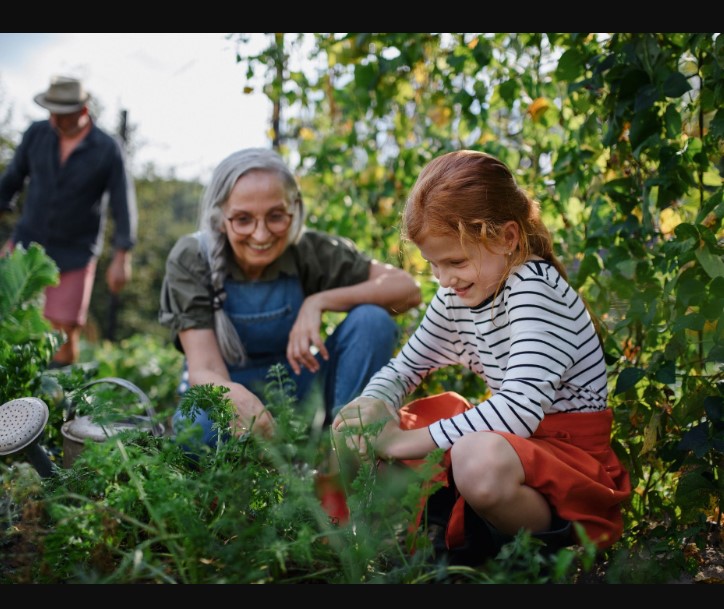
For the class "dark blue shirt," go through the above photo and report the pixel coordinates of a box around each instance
[0,119,137,272]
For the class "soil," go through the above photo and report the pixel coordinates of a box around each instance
[573,522,724,584]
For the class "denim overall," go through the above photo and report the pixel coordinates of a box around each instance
[172,246,399,448]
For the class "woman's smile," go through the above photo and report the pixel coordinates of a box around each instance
[223,171,291,279]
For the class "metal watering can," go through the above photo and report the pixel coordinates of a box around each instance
[0,377,165,476]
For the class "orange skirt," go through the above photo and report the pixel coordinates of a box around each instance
[399,391,631,550]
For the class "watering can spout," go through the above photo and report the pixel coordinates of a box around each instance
[23,441,59,478]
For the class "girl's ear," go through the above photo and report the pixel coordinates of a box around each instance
[503,220,520,253]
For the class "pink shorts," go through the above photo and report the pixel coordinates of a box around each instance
[44,261,98,326]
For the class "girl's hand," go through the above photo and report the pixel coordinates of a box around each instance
[333,396,399,429]
[332,396,399,459]
[333,397,437,461]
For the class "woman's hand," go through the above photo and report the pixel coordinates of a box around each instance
[180,328,276,439]
[332,412,405,461]
[227,384,276,439]
[287,294,328,375]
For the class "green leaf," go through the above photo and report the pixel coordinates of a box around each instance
[629,108,660,153]
[675,469,717,512]
[614,367,646,395]
[709,344,724,363]
[673,222,700,241]
[695,245,724,279]
[703,396,723,425]
[673,312,706,332]
[710,276,724,299]
[664,105,682,139]
[676,273,707,307]
[574,252,601,286]
[654,360,676,385]
[677,424,710,459]
[0,244,59,339]
[555,49,584,81]
[634,84,658,112]
[498,79,518,106]
[662,71,692,98]
[710,109,724,139]
[714,33,724,66]
[353,63,376,94]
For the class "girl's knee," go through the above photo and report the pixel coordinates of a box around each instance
[451,430,510,463]
[450,433,516,504]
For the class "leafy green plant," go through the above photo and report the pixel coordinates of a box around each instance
[1,361,596,583]
[0,244,72,468]
[0,243,60,404]
[83,334,184,416]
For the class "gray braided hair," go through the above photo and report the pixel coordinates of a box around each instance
[198,148,305,366]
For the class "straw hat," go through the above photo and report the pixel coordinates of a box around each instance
[34,76,91,114]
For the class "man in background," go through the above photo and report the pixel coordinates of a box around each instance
[0,75,137,365]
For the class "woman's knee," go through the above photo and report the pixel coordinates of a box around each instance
[343,304,398,344]
[172,406,219,449]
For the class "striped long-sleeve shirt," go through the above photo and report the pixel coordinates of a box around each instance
[361,259,609,451]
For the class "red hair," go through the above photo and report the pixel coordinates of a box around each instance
[403,150,567,279]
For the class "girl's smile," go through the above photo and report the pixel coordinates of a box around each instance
[415,223,518,305]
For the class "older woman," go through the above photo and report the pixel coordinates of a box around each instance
[160,148,421,446]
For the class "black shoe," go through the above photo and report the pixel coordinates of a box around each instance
[529,514,574,554]
[418,486,501,565]
[48,360,70,370]
[444,502,510,566]
[454,504,575,565]
[421,486,575,567]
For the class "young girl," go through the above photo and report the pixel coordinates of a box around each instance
[332,150,631,559]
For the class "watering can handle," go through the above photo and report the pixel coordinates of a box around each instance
[80,377,164,437]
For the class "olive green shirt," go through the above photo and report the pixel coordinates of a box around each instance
[159,229,372,348]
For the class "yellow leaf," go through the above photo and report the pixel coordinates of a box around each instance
[378,196,395,216]
[428,105,452,127]
[413,63,428,86]
[659,207,682,237]
[299,127,315,141]
[640,414,659,455]
[527,97,550,122]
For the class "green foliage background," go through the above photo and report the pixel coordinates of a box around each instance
[231,33,723,548]
[0,33,722,582]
